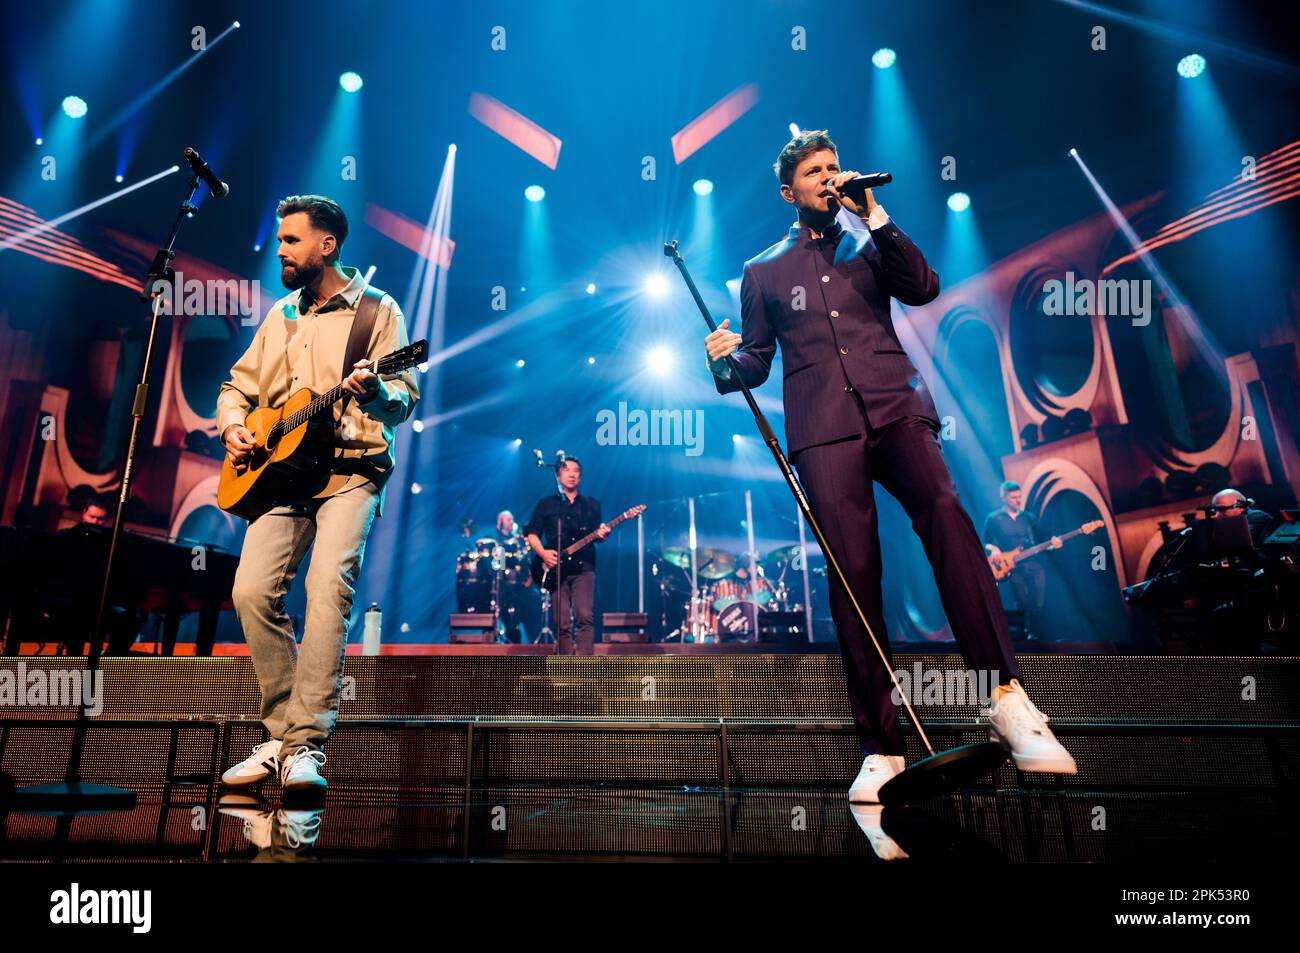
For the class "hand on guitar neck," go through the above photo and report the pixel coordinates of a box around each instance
[224,359,380,474]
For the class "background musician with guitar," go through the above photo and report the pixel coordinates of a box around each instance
[523,458,609,655]
[215,195,419,794]
[983,481,1061,641]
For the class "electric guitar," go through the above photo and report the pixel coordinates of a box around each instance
[529,504,646,591]
[217,339,428,520]
[988,519,1105,581]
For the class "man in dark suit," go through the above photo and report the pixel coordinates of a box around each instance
[704,130,1076,801]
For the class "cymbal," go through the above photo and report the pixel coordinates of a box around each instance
[661,547,692,569]
[697,548,736,579]
[763,544,803,567]
[659,547,737,579]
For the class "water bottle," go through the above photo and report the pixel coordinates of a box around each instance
[363,603,382,656]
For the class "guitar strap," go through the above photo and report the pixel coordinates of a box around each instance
[339,285,385,415]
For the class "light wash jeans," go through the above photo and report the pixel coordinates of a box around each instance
[231,482,380,755]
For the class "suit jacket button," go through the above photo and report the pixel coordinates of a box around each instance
[830,310,839,317]
[844,384,854,393]
[821,275,830,283]
[840,346,849,355]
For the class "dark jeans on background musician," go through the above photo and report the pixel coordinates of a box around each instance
[554,569,595,655]
[1000,562,1046,640]
[791,413,1023,758]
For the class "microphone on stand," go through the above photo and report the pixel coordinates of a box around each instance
[182,147,229,199]
[533,448,545,467]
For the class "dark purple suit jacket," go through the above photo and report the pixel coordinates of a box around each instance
[714,216,941,458]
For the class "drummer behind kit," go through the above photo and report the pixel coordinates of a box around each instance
[454,534,536,640]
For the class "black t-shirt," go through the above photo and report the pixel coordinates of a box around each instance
[524,493,603,572]
[983,509,1041,552]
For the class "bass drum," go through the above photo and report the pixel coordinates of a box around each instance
[715,601,761,642]
[456,550,492,613]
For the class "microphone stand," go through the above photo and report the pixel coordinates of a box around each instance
[13,170,207,812]
[665,240,1009,806]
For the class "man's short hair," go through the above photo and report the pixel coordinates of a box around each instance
[774,129,838,186]
[562,457,582,472]
[1000,481,1021,495]
[275,194,349,256]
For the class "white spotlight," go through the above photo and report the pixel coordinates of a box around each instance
[646,345,676,374]
[643,273,669,298]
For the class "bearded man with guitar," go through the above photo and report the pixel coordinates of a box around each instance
[215,195,420,794]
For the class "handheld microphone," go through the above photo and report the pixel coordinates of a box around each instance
[183,147,230,199]
[835,172,892,200]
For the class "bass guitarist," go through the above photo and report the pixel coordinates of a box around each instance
[523,458,609,655]
[215,194,419,793]
[982,481,1060,641]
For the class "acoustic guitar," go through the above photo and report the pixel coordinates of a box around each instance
[987,519,1105,581]
[217,340,427,520]
[529,504,646,591]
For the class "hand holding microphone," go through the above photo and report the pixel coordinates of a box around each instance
[823,170,888,217]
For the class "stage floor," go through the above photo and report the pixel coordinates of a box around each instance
[2,653,1296,862]
[3,782,1294,863]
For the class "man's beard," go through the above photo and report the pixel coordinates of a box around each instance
[281,259,323,291]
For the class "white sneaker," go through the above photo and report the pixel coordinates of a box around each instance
[277,809,324,849]
[280,747,328,793]
[218,805,276,849]
[849,804,909,861]
[849,754,906,803]
[985,679,1077,773]
[221,739,282,787]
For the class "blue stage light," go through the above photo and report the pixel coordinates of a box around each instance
[524,184,545,202]
[411,419,424,433]
[1177,54,1206,79]
[585,282,596,294]
[35,137,43,145]
[515,358,526,368]
[339,71,363,93]
[947,191,971,213]
[643,273,669,298]
[872,48,896,69]
[62,96,88,119]
[587,356,596,365]
[693,178,713,196]
[115,174,123,183]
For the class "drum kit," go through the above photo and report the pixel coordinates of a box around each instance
[655,543,818,642]
[455,534,539,639]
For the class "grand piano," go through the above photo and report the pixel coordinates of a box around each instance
[0,523,238,656]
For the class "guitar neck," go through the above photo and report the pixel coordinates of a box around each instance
[562,511,632,556]
[1016,526,1086,562]
[273,347,419,436]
